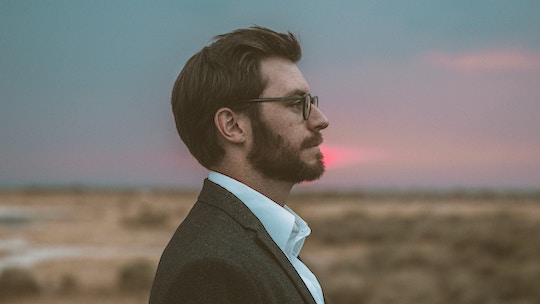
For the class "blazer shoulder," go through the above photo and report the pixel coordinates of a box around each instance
[150,179,317,304]
[195,179,267,231]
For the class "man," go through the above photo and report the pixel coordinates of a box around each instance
[150,26,329,304]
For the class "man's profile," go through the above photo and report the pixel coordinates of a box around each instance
[150,26,329,304]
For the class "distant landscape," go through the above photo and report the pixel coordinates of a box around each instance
[1,188,539,304]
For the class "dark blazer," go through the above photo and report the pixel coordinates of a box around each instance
[149,179,318,304]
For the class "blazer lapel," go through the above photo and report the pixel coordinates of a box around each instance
[252,226,317,304]
[198,179,317,304]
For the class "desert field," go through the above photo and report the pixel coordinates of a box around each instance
[0,188,539,304]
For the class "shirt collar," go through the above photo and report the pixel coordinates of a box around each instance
[208,171,307,254]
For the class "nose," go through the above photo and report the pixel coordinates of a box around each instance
[308,105,329,131]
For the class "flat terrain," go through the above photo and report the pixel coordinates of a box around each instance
[1,189,539,303]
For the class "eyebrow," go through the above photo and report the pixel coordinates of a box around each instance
[284,89,308,97]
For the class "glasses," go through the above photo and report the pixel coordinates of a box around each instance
[237,93,318,120]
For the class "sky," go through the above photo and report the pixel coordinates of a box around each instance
[1,0,539,191]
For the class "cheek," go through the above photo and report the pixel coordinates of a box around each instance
[274,121,299,138]
[284,123,307,147]
[260,106,305,145]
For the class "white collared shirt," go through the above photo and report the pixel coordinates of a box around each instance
[208,171,325,304]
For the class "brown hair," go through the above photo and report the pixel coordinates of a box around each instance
[171,26,302,169]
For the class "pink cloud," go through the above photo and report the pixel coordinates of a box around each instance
[427,48,540,72]
[320,145,390,169]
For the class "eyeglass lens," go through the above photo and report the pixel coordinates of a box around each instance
[303,94,318,120]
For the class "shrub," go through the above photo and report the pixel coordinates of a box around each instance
[0,267,40,299]
[59,273,78,294]
[118,260,154,292]
[122,208,169,228]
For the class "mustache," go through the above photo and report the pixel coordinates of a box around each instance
[301,133,323,149]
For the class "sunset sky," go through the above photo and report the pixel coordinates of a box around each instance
[1,1,539,191]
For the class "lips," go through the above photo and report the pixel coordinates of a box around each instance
[302,133,323,149]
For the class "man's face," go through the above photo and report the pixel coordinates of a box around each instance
[247,57,329,184]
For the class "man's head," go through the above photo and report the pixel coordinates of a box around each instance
[172,26,329,183]
[172,26,301,169]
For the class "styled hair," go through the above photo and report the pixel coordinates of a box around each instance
[171,26,302,169]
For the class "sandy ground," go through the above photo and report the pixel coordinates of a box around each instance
[0,189,538,303]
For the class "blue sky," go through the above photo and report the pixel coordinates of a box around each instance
[1,1,539,190]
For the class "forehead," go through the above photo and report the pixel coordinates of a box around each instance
[259,57,310,97]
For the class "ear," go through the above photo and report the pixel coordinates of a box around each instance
[214,107,248,144]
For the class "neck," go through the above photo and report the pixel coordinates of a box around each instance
[241,175,294,206]
[212,166,293,206]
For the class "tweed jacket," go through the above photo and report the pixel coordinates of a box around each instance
[149,179,318,304]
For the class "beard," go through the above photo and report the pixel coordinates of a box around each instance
[247,119,325,184]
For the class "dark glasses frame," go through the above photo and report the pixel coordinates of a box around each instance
[236,93,318,120]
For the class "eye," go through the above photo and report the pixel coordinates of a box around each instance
[288,98,303,112]
[290,98,303,109]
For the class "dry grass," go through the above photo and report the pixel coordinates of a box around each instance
[292,192,540,304]
[0,189,539,303]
